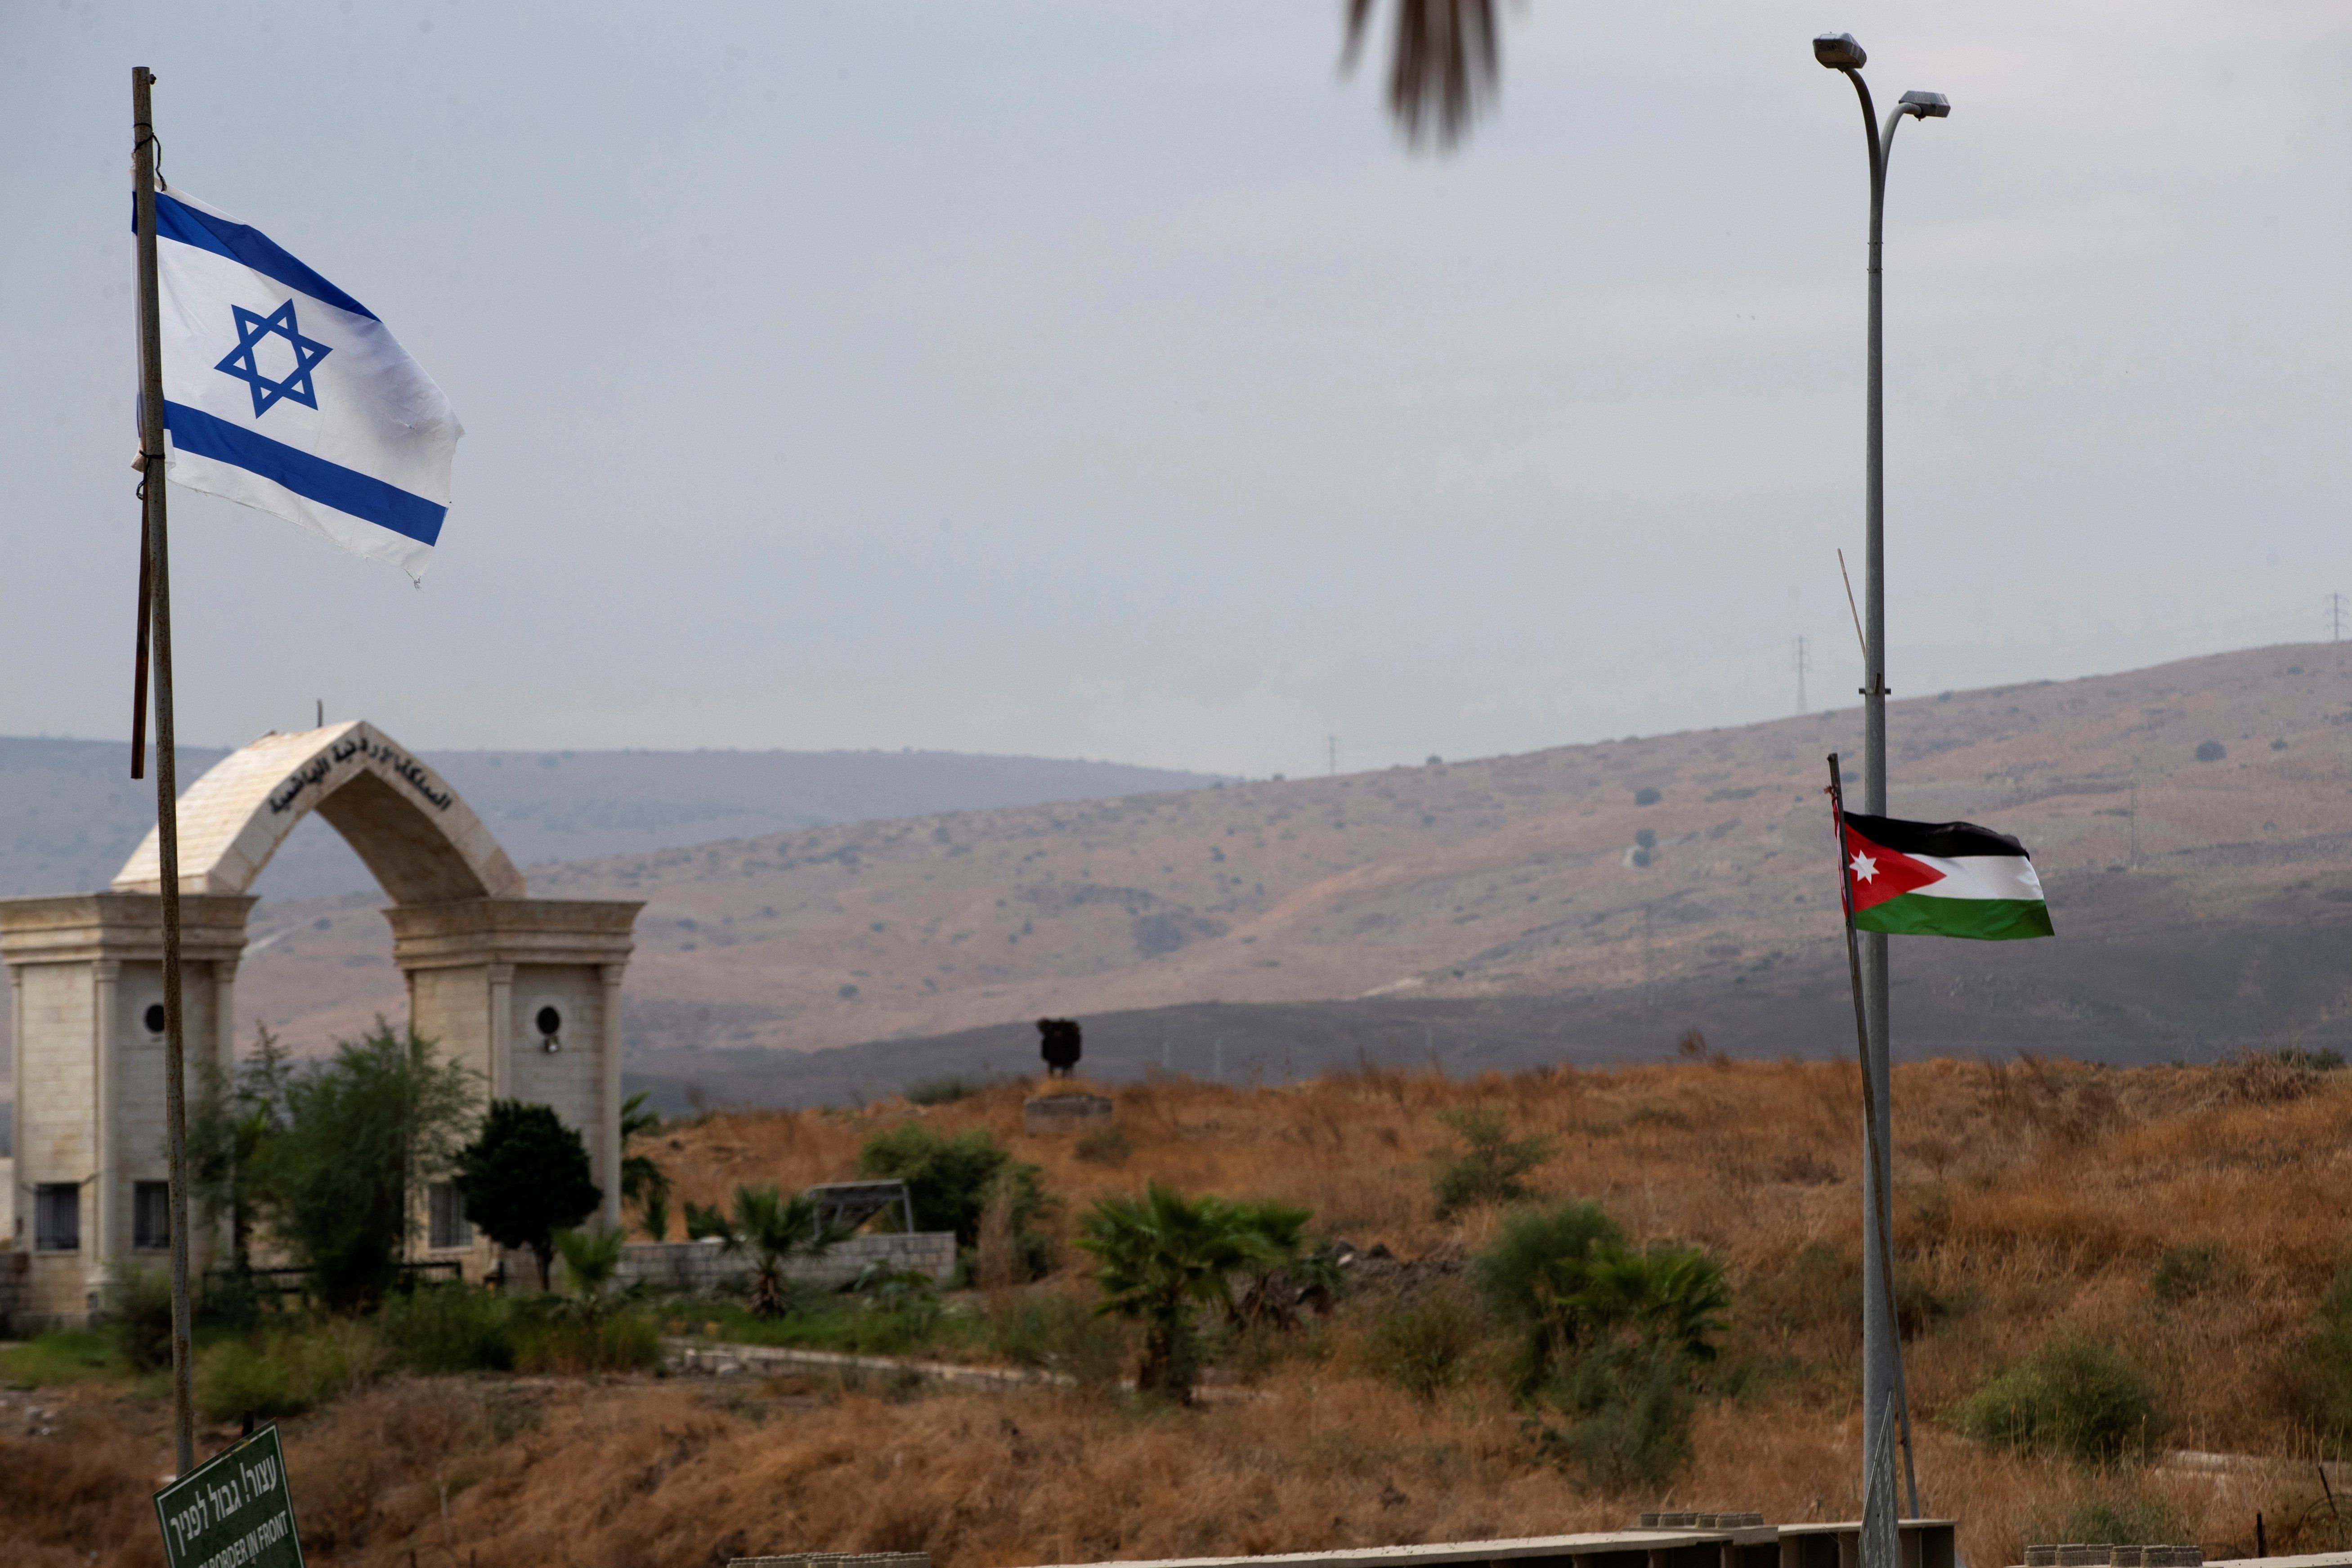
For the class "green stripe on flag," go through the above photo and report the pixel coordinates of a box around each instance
[1854,893,2054,941]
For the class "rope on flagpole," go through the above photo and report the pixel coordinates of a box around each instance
[1827,754,1921,1520]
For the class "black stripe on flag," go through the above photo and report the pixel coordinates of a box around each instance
[1841,811,2034,861]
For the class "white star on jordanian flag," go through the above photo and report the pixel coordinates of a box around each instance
[1850,851,1879,883]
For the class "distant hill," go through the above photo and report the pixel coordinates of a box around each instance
[165,642,2352,1096]
[0,737,1228,900]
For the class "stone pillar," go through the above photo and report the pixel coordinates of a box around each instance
[214,959,238,1082]
[600,963,625,1231]
[486,962,514,1101]
[89,959,120,1304]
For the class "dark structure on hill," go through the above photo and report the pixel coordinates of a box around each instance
[1038,1017,1083,1077]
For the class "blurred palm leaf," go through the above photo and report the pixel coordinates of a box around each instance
[1344,0,1502,151]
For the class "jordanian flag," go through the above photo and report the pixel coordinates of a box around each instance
[1839,812,2055,941]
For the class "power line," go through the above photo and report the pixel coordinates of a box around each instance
[1327,733,1338,776]
[1795,635,1812,714]
[2330,592,2347,644]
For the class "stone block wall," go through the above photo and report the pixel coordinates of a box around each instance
[618,1232,958,1293]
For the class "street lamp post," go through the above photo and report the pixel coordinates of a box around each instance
[1814,30,1946,1550]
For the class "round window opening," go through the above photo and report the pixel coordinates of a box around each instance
[143,1003,167,1035]
[536,1005,562,1038]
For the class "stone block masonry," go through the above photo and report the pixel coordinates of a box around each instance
[618,1232,957,1292]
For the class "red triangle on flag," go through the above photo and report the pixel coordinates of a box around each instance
[1841,823,1942,912]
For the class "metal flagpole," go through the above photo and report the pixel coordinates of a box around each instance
[1827,755,1920,1519]
[1814,38,1947,1550]
[133,64,196,1478]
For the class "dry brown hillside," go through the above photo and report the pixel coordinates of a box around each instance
[229,642,2352,1067]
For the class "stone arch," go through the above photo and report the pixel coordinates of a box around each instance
[111,720,524,902]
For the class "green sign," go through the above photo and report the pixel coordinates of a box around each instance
[152,1425,304,1568]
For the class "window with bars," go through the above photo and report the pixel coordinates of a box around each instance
[134,1181,171,1250]
[35,1184,81,1252]
[429,1182,472,1250]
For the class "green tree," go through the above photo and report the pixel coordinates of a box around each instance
[1432,1106,1553,1217]
[701,1185,847,1318]
[1078,1183,1275,1401]
[619,1090,672,1240]
[187,1026,297,1274]
[249,1021,478,1311]
[453,1100,602,1290]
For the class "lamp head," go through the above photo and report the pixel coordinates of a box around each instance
[1814,33,1867,70]
[1899,90,1951,118]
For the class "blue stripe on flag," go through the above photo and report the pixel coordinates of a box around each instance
[139,193,379,322]
[163,402,445,547]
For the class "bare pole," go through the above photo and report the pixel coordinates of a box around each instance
[133,64,195,1478]
[1827,757,1920,1518]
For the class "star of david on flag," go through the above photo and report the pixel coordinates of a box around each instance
[214,299,332,417]
[137,186,461,579]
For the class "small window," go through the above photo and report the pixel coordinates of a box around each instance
[429,1182,472,1250]
[35,1184,81,1252]
[134,1181,171,1250]
[143,1003,167,1035]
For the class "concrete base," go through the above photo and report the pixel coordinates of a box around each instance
[1023,1093,1113,1136]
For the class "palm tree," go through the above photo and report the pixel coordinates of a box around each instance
[1344,0,1505,151]
[1078,1183,1275,1401]
[551,1221,628,1325]
[710,1184,847,1319]
[619,1090,672,1239]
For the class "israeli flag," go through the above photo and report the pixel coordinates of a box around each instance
[141,188,461,579]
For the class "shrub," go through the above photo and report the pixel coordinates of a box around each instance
[1475,1201,1727,1487]
[1476,1201,1628,1387]
[1958,1335,2161,1461]
[2064,1494,2190,1548]
[2195,740,2226,762]
[1073,1124,1133,1166]
[194,1318,390,1423]
[2150,1243,2231,1305]
[1361,1283,1485,1401]
[1635,828,1658,851]
[2294,1262,2352,1438]
[858,1123,1052,1272]
[987,1290,1127,1388]
[381,1283,520,1373]
[1530,1348,1695,1492]
[904,1075,980,1106]
[515,1311,661,1375]
[1634,787,1662,806]
[103,1265,175,1374]
[1432,1107,1553,1218]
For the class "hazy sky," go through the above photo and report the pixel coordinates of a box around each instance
[4,2,2347,779]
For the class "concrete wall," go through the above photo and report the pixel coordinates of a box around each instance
[618,1232,958,1293]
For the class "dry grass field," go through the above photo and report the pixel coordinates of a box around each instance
[16,1055,2352,1568]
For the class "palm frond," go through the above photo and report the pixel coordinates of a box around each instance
[1344,0,1501,152]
